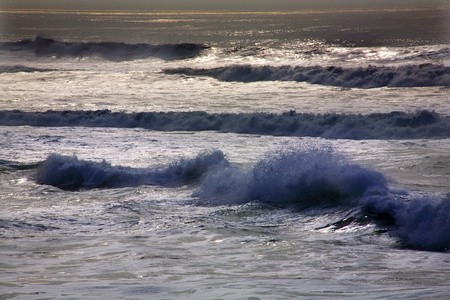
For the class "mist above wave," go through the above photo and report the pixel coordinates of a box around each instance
[1,36,208,61]
[165,64,450,88]
[1,109,448,140]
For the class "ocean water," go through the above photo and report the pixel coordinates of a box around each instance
[1,7,450,299]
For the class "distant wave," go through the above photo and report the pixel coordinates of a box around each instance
[164,64,450,88]
[34,147,450,252]
[1,109,448,140]
[37,150,228,190]
[0,65,55,73]
[1,36,208,61]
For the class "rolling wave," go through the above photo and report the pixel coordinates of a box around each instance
[164,64,450,88]
[1,36,208,61]
[34,147,450,252]
[1,109,448,140]
[37,150,228,190]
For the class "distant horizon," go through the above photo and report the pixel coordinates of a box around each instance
[1,0,447,11]
[2,6,448,14]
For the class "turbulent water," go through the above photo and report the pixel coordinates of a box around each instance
[1,7,450,299]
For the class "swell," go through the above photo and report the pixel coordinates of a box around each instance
[0,65,56,73]
[0,159,40,173]
[1,36,208,61]
[34,147,450,252]
[1,109,448,140]
[164,64,450,88]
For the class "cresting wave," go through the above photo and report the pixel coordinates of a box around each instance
[164,64,450,88]
[1,109,448,140]
[34,147,450,252]
[0,36,208,61]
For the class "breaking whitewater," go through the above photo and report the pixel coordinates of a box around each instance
[1,8,450,299]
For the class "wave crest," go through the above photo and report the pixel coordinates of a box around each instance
[165,64,450,88]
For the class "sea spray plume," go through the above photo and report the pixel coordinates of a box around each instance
[193,166,251,205]
[164,64,450,88]
[249,147,388,208]
[195,146,388,208]
[37,150,229,190]
[1,110,448,140]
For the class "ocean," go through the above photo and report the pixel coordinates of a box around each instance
[1,7,450,299]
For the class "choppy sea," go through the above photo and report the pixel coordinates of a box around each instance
[1,7,450,299]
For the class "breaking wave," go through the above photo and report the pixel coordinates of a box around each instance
[194,147,449,252]
[35,146,450,252]
[1,36,208,61]
[37,150,228,190]
[194,147,388,207]
[164,64,450,88]
[1,109,448,140]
